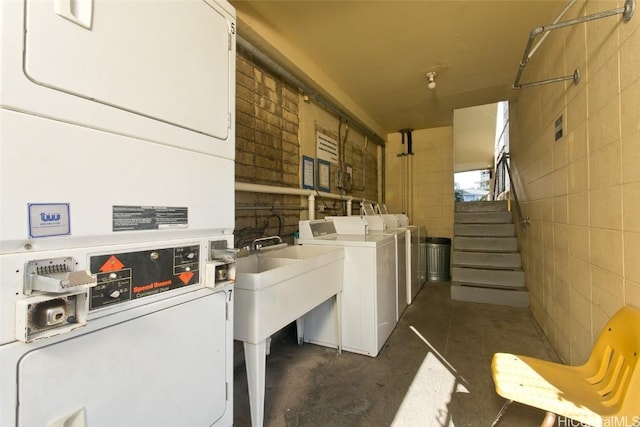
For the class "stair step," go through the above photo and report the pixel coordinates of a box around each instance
[454,236,518,252]
[455,201,508,213]
[452,251,522,269]
[451,283,529,308]
[455,223,515,237]
[455,211,513,224]
[452,267,525,288]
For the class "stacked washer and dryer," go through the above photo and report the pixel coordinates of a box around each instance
[0,1,236,425]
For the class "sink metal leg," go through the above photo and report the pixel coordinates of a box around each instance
[296,317,305,345]
[243,341,266,427]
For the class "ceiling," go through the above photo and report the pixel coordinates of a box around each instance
[230,0,567,136]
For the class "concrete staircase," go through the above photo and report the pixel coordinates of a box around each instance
[450,201,529,307]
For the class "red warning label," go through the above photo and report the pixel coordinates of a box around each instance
[179,271,194,285]
[100,255,125,272]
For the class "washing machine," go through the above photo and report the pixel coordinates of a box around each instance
[298,219,396,357]
[396,213,425,298]
[364,204,422,305]
[329,215,407,321]
[380,213,422,304]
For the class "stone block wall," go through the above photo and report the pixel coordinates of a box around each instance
[234,47,302,247]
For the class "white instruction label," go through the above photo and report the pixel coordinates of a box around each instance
[316,132,339,163]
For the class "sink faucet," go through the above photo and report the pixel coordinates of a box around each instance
[251,236,283,251]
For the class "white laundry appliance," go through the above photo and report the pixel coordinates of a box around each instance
[328,215,407,321]
[366,204,422,305]
[396,213,426,297]
[297,219,397,357]
[0,1,236,426]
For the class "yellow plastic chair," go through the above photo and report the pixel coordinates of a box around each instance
[491,306,640,427]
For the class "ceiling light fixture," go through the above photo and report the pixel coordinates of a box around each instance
[426,71,437,90]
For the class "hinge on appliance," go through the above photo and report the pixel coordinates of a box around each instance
[225,300,229,321]
[228,32,232,51]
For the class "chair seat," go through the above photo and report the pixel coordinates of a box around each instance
[493,353,619,427]
[491,306,640,427]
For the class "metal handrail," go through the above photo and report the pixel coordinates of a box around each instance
[494,153,529,226]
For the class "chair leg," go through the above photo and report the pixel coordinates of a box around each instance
[490,399,514,427]
[540,412,556,427]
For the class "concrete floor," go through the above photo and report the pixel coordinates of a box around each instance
[233,282,560,426]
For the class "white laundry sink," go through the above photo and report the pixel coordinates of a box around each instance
[234,244,345,427]
[235,254,298,276]
[259,244,338,260]
[234,244,344,342]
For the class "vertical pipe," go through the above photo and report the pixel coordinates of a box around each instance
[308,194,315,220]
[400,131,407,213]
[408,152,414,219]
[407,130,414,217]
[380,145,386,204]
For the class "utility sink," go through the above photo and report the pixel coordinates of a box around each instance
[259,244,338,260]
[234,244,344,427]
[234,244,344,341]
[235,255,298,275]
[235,245,343,292]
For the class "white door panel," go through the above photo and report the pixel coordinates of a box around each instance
[24,0,231,140]
[17,292,228,427]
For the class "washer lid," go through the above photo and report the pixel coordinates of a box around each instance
[299,233,393,247]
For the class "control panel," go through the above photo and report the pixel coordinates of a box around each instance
[89,245,200,310]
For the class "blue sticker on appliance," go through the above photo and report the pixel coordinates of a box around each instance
[28,203,71,238]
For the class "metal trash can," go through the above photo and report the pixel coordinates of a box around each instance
[419,237,428,282]
[425,237,451,281]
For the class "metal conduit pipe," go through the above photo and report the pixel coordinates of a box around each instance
[381,145,386,204]
[236,35,385,147]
